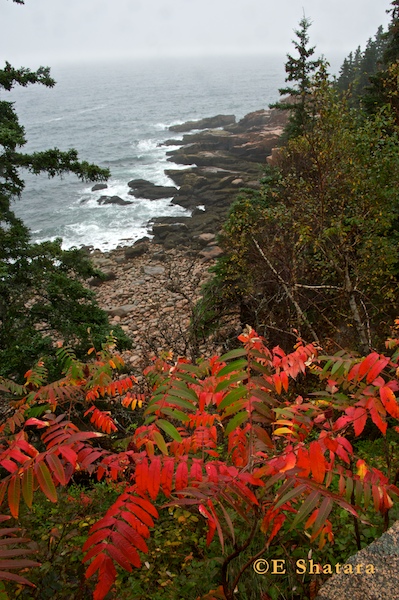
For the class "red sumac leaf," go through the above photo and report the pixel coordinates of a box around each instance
[85,552,105,579]
[93,555,117,600]
[366,357,389,384]
[110,531,141,568]
[352,407,367,436]
[135,458,149,495]
[125,504,154,528]
[127,495,159,518]
[358,353,380,380]
[148,457,161,501]
[106,540,132,572]
[160,458,174,497]
[175,460,188,491]
[46,453,67,485]
[114,520,148,554]
[83,529,112,552]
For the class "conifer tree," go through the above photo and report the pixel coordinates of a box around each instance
[363,1,399,120]
[270,16,326,137]
[1,2,130,380]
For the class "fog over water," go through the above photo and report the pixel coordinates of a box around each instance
[1,0,391,65]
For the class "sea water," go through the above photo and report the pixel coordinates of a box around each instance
[8,55,287,250]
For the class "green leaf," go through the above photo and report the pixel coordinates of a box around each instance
[251,388,278,405]
[35,461,57,503]
[219,347,248,361]
[289,490,320,531]
[218,386,247,410]
[157,420,182,442]
[225,411,249,435]
[312,496,333,539]
[175,363,202,375]
[217,359,248,378]
[321,359,333,376]
[153,431,168,456]
[345,477,354,503]
[21,467,33,509]
[223,400,247,417]
[331,360,344,376]
[26,404,51,418]
[177,373,201,385]
[275,483,307,510]
[163,395,196,411]
[215,372,247,392]
[160,407,190,423]
[250,361,270,375]
[170,382,198,402]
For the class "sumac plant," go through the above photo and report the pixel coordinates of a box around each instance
[1,327,399,599]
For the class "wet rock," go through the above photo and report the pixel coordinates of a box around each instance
[124,243,149,259]
[169,114,236,133]
[127,179,177,200]
[97,195,133,206]
[91,183,108,192]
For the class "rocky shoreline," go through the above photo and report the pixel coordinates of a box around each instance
[88,106,287,369]
[89,242,237,373]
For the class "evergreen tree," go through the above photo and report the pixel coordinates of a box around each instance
[270,16,326,138]
[1,4,130,380]
[363,1,399,120]
[336,26,387,101]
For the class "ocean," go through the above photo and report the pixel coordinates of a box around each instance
[8,55,288,251]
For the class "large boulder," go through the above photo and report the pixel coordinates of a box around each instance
[127,179,177,200]
[199,246,223,261]
[87,269,117,287]
[316,520,399,600]
[169,114,236,133]
[124,243,149,259]
[106,304,136,318]
[91,183,108,192]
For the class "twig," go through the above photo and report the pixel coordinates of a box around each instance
[251,237,320,344]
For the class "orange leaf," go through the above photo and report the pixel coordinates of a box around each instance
[380,386,399,419]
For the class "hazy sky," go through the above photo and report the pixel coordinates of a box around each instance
[1,0,392,67]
